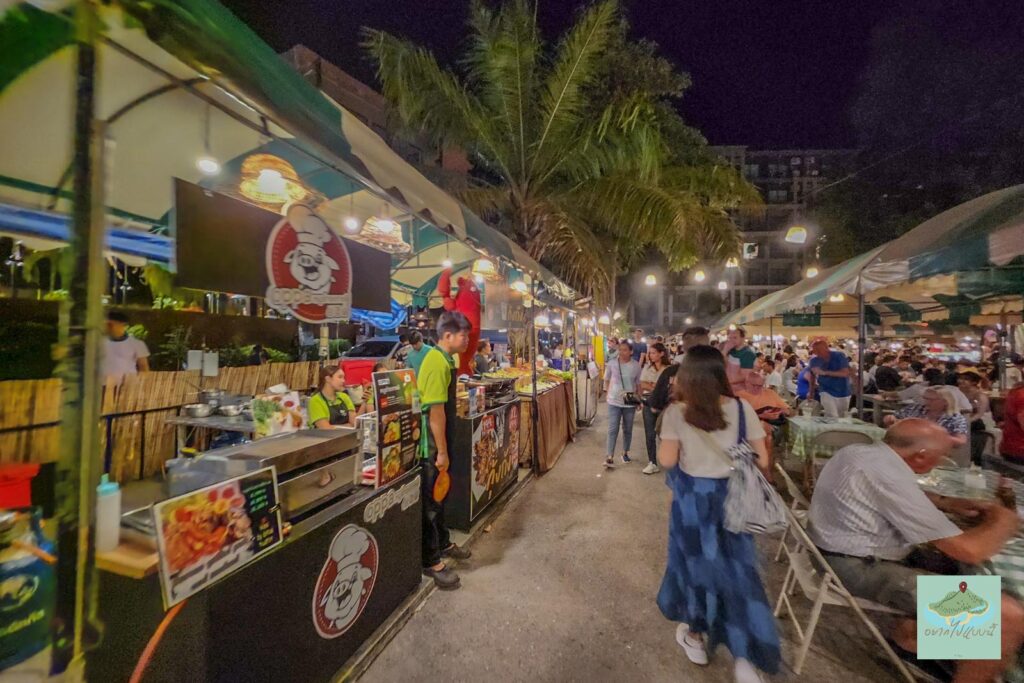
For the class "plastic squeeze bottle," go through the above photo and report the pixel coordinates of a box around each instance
[95,474,122,553]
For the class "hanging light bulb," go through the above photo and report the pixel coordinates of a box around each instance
[644,274,657,286]
[829,293,845,303]
[239,154,307,205]
[442,258,454,269]
[613,311,622,320]
[511,279,529,293]
[474,274,485,285]
[717,280,728,290]
[535,313,550,326]
[725,257,739,269]
[786,226,808,244]
[728,324,737,331]
[805,266,820,278]
[196,156,220,176]
[343,217,361,233]
[684,317,693,325]
[693,269,706,283]
[598,314,611,325]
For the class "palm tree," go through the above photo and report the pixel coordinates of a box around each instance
[365,0,758,304]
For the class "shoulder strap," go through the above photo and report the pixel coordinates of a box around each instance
[735,397,747,444]
[692,423,736,468]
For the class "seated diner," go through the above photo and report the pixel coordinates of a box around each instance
[885,386,968,445]
[808,419,1024,682]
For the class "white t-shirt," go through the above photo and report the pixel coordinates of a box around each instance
[604,359,641,407]
[659,398,766,479]
[103,337,149,380]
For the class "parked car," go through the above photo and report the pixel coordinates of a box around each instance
[339,336,402,387]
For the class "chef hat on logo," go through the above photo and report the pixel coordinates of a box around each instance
[287,205,332,246]
[330,526,370,567]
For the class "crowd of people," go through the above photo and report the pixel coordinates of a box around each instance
[599,324,1024,682]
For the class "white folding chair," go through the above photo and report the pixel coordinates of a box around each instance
[774,509,914,681]
[773,462,810,562]
[806,430,875,487]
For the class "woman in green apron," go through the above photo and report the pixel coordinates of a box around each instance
[309,365,357,429]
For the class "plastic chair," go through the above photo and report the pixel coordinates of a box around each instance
[805,430,875,487]
[773,462,810,562]
[773,509,914,680]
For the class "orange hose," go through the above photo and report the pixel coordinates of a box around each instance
[128,599,187,683]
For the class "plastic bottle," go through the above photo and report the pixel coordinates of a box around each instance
[95,474,121,553]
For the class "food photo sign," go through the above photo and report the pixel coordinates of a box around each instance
[153,467,283,608]
[470,402,520,519]
[372,369,420,488]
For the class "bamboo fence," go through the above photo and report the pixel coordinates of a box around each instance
[0,361,319,482]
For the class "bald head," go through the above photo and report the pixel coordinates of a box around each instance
[883,418,954,474]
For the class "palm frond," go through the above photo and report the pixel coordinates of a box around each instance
[464,0,540,182]
[363,28,513,180]
[531,0,618,176]
[523,199,614,303]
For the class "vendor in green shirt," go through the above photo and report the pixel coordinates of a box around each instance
[308,365,356,428]
[418,311,473,590]
[404,330,430,375]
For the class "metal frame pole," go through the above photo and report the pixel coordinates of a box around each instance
[856,284,866,418]
[530,279,539,473]
[53,2,105,675]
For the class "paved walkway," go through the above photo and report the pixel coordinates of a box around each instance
[362,406,901,682]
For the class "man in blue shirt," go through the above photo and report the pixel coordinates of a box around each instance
[808,337,852,417]
[631,328,648,365]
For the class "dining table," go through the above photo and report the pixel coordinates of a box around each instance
[787,416,886,461]
[862,393,914,426]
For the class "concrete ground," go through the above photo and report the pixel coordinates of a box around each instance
[361,406,904,682]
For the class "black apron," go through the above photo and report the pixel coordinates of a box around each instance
[319,391,350,426]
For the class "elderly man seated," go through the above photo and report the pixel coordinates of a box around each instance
[808,419,1024,682]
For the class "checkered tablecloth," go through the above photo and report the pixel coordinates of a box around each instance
[786,416,886,462]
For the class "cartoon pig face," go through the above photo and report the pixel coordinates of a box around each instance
[320,560,372,629]
[285,243,339,293]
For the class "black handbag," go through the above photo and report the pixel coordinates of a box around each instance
[617,359,642,406]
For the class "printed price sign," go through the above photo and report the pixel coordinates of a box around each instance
[373,369,420,488]
[153,467,283,608]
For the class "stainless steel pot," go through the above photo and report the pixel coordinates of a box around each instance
[217,404,243,417]
[183,403,214,418]
[199,388,225,406]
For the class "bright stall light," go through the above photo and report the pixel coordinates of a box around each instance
[442,258,454,269]
[717,280,728,290]
[613,311,622,320]
[535,313,550,326]
[829,293,845,303]
[343,217,361,233]
[805,266,819,278]
[511,280,528,293]
[728,324,737,331]
[693,269,706,283]
[725,257,739,269]
[195,156,221,175]
[598,314,611,325]
[553,317,563,327]
[785,226,808,244]
[684,317,693,325]
[644,274,657,286]
[474,274,484,285]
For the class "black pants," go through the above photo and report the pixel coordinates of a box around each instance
[970,420,987,466]
[642,404,658,465]
[421,437,451,568]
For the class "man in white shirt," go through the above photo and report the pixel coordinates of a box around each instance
[809,419,1024,681]
[103,311,150,382]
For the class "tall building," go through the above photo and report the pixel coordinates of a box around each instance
[629,146,855,331]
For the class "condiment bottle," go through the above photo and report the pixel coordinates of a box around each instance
[95,474,121,553]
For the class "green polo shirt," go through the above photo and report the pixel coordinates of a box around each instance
[405,344,431,375]
[729,345,757,369]
[308,391,355,427]
[418,347,454,409]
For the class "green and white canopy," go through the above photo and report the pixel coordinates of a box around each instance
[0,0,575,302]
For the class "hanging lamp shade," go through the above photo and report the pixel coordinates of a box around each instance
[693,269,706,283]
[471,258,501,281]
[358,216,411,254]
[238,154,308,205]
[725,257,739,269]
[805,266,819,278]
[511,279,529,293]
[644,274,657,286]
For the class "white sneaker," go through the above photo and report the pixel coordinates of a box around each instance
[642,463,661,475]
[734,658,764,683]
[675,624,709,666]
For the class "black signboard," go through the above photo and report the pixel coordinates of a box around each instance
[447,400,521,530]
[782,305,822,327]
[173,179,391,312]
[372,368,420,487]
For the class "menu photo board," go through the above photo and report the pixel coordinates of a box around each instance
[153,467,283,608]
[373,369,420,488]
[470,402,521,519]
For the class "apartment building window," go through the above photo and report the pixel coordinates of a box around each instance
[791,157,801,165]
[744,163,759,177]
[807,156,816,164]
[768,189,788,202]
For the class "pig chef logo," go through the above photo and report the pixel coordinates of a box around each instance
[266,204,352,324]
[312,524,378,639]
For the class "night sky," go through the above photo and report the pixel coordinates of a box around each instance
[221,0,900,148]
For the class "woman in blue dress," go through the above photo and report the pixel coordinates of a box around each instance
[656,345,781,682]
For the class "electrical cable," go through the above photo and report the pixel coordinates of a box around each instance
[127,599,187,683]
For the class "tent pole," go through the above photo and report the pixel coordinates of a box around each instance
[856,285,866,418]
[769,316,774,353]
[53,2,105,677]
[530,279,539,473]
